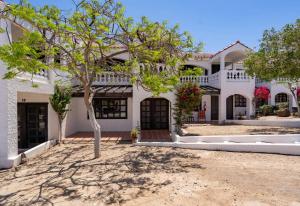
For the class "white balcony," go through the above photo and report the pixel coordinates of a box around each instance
[16,70,51,84]
[180,72,221,88]
[180,76,209,85]
[226,70,251,81]
[95,72,131,85]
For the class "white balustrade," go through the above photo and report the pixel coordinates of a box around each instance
[180,76,209,85]
[95,72,131,85]
[276,77,289,82]
[226,71,250,81]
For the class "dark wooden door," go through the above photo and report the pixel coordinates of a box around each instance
[211,96,219,120]
[226,96,234,120]
[18,103,48,149]
[141,98,169,130]
[18,104,27,148]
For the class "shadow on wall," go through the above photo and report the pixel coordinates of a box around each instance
[0,142,204,205]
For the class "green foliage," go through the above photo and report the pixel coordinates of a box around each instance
[276,102,289,110]
[180,67,203,76]
[49,84,72,121]
[173,83,202,128]
[0,31,49,79]
[0,0,201,96]
[259,104,273,116]
[130,128,139,139]
[244,19,300,82]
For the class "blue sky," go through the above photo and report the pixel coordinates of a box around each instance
[6,0,300,53]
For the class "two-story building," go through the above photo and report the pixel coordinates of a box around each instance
[0,15,298,168]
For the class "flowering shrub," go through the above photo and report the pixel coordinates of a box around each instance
[174,83,202,129]
[177,83,201,109]
[254,86,270,100]
[297,88,300,97]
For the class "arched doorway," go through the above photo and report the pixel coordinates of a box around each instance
[140,98,169,130]
[226,94,247,120]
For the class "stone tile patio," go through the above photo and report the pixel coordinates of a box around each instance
[66,130,172,142]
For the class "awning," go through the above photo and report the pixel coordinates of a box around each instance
[72,85,133,97]
[200,86,220,95]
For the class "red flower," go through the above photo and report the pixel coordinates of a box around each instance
[254,86,270,100]
[297,88,300,97]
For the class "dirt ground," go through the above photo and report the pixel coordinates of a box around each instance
[1,141,300,206]
[183,124,300,136]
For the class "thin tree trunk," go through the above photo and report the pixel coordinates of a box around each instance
[58,117,62,145]
[288,83,300,117]
[83,88,101,158]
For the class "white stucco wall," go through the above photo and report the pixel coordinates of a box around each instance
[270,82,296,109]
[0,18,57,168]
[65,97,133,136]
[218,70,255,121]
[132,86,176,132]
[0,77,18,168]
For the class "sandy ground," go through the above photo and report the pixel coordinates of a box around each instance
[1,141,300,206]
[183,124,300,136]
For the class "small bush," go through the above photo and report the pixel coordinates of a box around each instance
[275,103,290,117]
[276,102,288,110]
[259,104,273,116]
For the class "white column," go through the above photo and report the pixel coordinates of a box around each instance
[220,55,225,71]
[132,85,140,130]
[219,93,227,122]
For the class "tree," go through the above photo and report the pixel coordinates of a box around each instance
[173,82,202,133]
[50,84,72,144]
[244,19,300,115]
[0,0,200,158]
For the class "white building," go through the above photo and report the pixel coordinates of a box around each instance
[0,17,298,169]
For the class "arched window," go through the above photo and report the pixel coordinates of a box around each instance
[235,94,246,107]
[275,93,288,103]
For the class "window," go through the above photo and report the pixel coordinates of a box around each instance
[235,94,246,107]
[275,93,288,103]
[93,98,127,119]
[211,64,220,74]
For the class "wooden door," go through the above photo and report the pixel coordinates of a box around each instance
[141,99,169,130]
[211,96,219,120]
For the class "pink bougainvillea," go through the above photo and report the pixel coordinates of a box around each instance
[297,88,300,97]
[254,86,270,100]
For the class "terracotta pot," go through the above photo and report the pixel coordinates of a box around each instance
[131,136,137,143]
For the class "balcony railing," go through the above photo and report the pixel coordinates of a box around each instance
[180,76,209,85]
[226,71,251,81]
[95,72,131,85]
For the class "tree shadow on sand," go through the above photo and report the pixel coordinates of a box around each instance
[0,142,204,205]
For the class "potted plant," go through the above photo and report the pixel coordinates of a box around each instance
[131,128,139,143]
